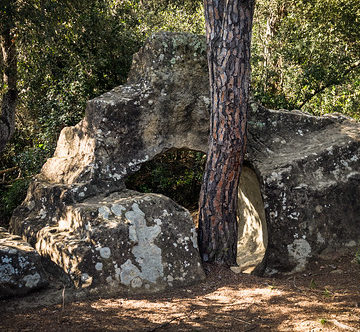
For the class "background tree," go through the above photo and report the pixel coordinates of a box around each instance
[198,0,255,265]
[252,0,360,117]
[0,0,17,154]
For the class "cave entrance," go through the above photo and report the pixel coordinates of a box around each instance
[232,166,268,275]
[125,148,206,219]
[126,150,268,274]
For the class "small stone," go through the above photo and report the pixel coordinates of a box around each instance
[345,240,357,248]
[315,205,323,213]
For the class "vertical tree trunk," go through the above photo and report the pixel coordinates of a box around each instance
[198,0,255,266]
[263,1,287,92]
[0,0,17,154]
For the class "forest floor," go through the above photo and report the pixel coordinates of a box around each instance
[1,248,360,332]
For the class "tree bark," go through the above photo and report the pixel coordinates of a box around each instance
[198,0,255,265]
[0,0,17,154]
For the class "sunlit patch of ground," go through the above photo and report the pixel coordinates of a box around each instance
[1,250,359,331]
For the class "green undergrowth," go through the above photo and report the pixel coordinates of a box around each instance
[125,149,206,212]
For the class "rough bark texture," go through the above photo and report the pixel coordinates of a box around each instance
[0,2,17,154]
[198,0,255,265]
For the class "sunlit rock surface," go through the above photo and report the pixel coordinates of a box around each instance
[0,227,48,298]
[40,33,209,188]
[32,191,203,292]
[231,167,268,275]
[10,32,360,284]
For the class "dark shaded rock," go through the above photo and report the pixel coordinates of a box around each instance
[0,227,48,298]
[10,32,360,279]
[246,106,360,273]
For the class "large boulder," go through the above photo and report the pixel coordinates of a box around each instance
[0,227,48,298]
[246,106,360,273]
[10,32,360,279]
[33,191,203,292]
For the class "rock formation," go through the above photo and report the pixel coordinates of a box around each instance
[8,31,360,291]
[0,227,48,298]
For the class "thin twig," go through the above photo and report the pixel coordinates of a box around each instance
[329,319,358,331]
[62,285,66,311]
[0,175,32,185]
[0,166,19,175]
[233,317,252,325]
[292,276,302,291]
[147,310,194,332]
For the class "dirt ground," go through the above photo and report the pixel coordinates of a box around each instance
[1,249,359,332]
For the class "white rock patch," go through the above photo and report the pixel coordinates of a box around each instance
[125,203,163,284]
[287,239,312,272]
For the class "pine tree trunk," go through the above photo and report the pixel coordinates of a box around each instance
[198,0,255,265]
[0,1,17,154]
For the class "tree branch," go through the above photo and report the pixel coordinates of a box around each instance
[0,40,17,153]
[0,166,18,175]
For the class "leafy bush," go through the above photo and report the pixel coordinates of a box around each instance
[252,0,360,118]
[135,2,204,36]
[0,178,30,228]
[125,149,206,211]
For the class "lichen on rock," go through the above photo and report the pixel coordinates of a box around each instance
[0,227,48,298]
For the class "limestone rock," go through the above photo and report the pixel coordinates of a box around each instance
[0,227,48,298]
[232,166,268,275]
[248,105,360,273]
[20,191,204,293]
[40,32,209,190]
[10,32,360,279]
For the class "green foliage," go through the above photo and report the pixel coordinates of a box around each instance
[125,149,205,211]
[0,178,30,228]
[252,0,360,118]
[309,278,317,289]
[355,248,360,265]
[323,287,333,298]
[135,1,205,36]
[17,0,142,150]
[319,318,328,325]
